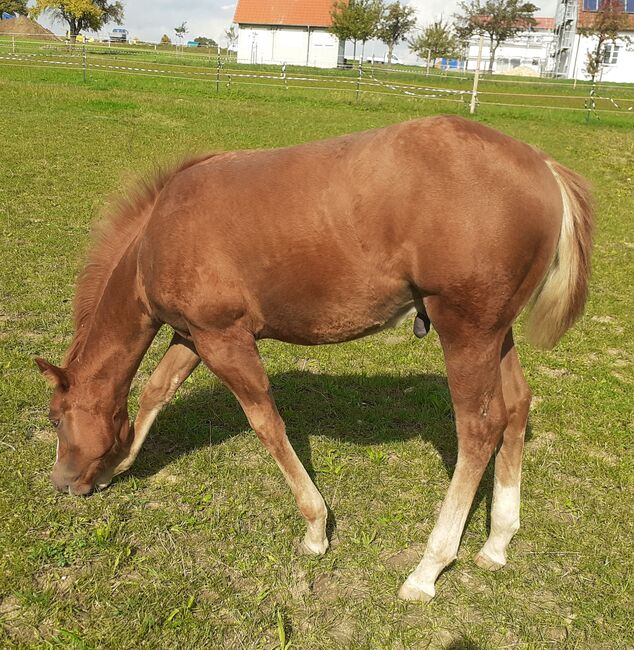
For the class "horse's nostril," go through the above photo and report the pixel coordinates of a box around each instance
[52,480,68,493]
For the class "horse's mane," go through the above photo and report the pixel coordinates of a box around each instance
[64,153,217,365]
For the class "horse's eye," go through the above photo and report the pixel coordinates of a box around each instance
[49,417,60,428]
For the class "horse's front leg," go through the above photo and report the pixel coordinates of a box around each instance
[190,325,329,555]
[113,332,200,476]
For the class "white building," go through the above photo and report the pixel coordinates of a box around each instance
[233,0,344,68]
[464,18,556,76]
[552,0,634,82]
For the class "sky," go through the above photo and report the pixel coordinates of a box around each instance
[37,0,559,60]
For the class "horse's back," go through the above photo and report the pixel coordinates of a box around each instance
[138,117,563,341]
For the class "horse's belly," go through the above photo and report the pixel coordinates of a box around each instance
[258,291,416,345]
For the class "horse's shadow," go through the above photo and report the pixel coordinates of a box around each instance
[128,369,532,532]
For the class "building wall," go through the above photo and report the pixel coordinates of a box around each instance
[237,25,341,68]
[465,31,555,75]
[568,33,634,82]
[553,0,634,82]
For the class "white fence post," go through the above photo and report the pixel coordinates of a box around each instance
[470,35,484,115]
[216,44,221,93]
[83,41,87,83]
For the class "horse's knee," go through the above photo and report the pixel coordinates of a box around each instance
[459,397,508,457]
[508,384,532,418]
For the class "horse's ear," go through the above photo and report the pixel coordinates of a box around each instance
[34,357,69,390]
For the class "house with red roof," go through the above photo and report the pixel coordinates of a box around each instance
[233,0,344,68]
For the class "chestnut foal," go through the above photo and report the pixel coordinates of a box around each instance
[36,117,593,602]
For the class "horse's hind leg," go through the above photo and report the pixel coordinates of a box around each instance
[113,332,200,476]
[398,313,508,602]
[190,326,328,555]
[476,329,531,570]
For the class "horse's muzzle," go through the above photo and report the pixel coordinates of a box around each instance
[50,466,94,496]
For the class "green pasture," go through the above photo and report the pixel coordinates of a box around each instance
[2,36,634,114]
[0,60,632,649]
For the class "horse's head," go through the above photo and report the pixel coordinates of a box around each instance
[35,357,133,496]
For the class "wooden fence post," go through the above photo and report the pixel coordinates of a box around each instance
[470,35,484,115]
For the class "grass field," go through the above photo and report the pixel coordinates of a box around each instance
[0,59,632,649]
[2,36,634,114]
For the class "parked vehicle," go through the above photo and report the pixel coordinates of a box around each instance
[109,28,128,43]
[366,53,402,65]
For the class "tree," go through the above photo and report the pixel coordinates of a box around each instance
[578,0,631,83]
[409,19,462,66]
[330,0,384,62]
[31,0,124,42]
[454,0,538,73]
[174,21,188,45]
[1,0,28,16]
[160,33,171,45]
[224,24,238,50]
[194,36,217,48]
[376,1,416,64]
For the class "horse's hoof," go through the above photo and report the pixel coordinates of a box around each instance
[397,579,434,603]
[474,551,505,571]
[296,537,328,556]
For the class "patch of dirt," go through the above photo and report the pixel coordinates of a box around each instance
[606,348,629,357]
[34,565,89,596]
[296,358,320,373]
[587,448,619,466]
[288,568,310,602]
[590,315,615,324]
[311,571,369,601]
[539,366,576,379]
[329,614,356,644]
[612,359,630,368]
[456,570,484,591]
[149,466,180,484]
[0,595,52,645]
[383,334,408,346]
[0,595,21,622]
[384,544,424,571]
[525,430,557,452]
[31,429,55,443]
[611,371,632,385]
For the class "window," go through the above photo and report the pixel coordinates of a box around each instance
[603,43,620,64]
[586,0,634,12]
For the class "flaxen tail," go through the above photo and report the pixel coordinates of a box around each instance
[524,160,594,349]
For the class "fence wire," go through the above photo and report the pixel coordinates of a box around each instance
[1,37,633,117]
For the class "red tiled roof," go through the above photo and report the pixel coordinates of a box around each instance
[534,17,555,30]
[234,0,337,27]
[472,15,554,30]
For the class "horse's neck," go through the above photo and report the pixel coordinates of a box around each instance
[67,244,158,402]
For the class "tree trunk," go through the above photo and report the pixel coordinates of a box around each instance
[488,37,497,73]
[388,42,394,64]
[353,40,357,64]
[69,18,78,44]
